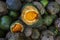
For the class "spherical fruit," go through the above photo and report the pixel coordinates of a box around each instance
[44,15,56,26]
[6,32,24,40]
[1,16,12,31]
[31,29,40,39]
[41,30,54,40]
[21,3,43,28]
[6,0,22,11]
[47,2,60,15]
[24,27,32,37]
[49,26,58,36]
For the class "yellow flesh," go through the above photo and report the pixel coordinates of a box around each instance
[21,6,40,25]
[25,11,38,21]
[12,24,23,32]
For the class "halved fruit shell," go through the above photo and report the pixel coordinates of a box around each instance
[10,20,24,33]
[21,3,41,25]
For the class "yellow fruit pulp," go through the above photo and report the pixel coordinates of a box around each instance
[25,11,38,21]
[12,24,23,32]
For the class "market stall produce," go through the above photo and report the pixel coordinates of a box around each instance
[0,0,60,40]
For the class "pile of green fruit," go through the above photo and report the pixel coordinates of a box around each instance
[0,0,60,40]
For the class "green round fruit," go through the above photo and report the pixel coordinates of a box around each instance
[43,15,57,26]
[24,27,32,37]
[0,16,12,30]
[31,29,40,40]
[47,2,60,15]
[41,30,55,40]
[6,32,25,40]
[41,31,54,40]
[6,0,22,11]
[49,26,58,36]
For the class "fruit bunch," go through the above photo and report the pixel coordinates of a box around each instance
[0,0,60,40]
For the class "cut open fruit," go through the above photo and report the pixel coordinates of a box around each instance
[21,4,40,25]
[11,22,24,33]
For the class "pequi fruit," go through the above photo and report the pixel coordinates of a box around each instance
[41,35,54,40]
[31,29,40,40]
[55,0,60,5]
[21,3,43,27]
[10,20,24,33]
[43,15,56,26]
[0,1,8,16]
[40,0,48,7]
[9,11,18,19]
[24,27,32,37]
[41,30,54,40]
[48,26,58,36]
[6,0,22,11]
[47,2,60,15]
[0,16,12,31]
[55,18,60,31]
[6,32,25,40]
[32,1,45,15]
